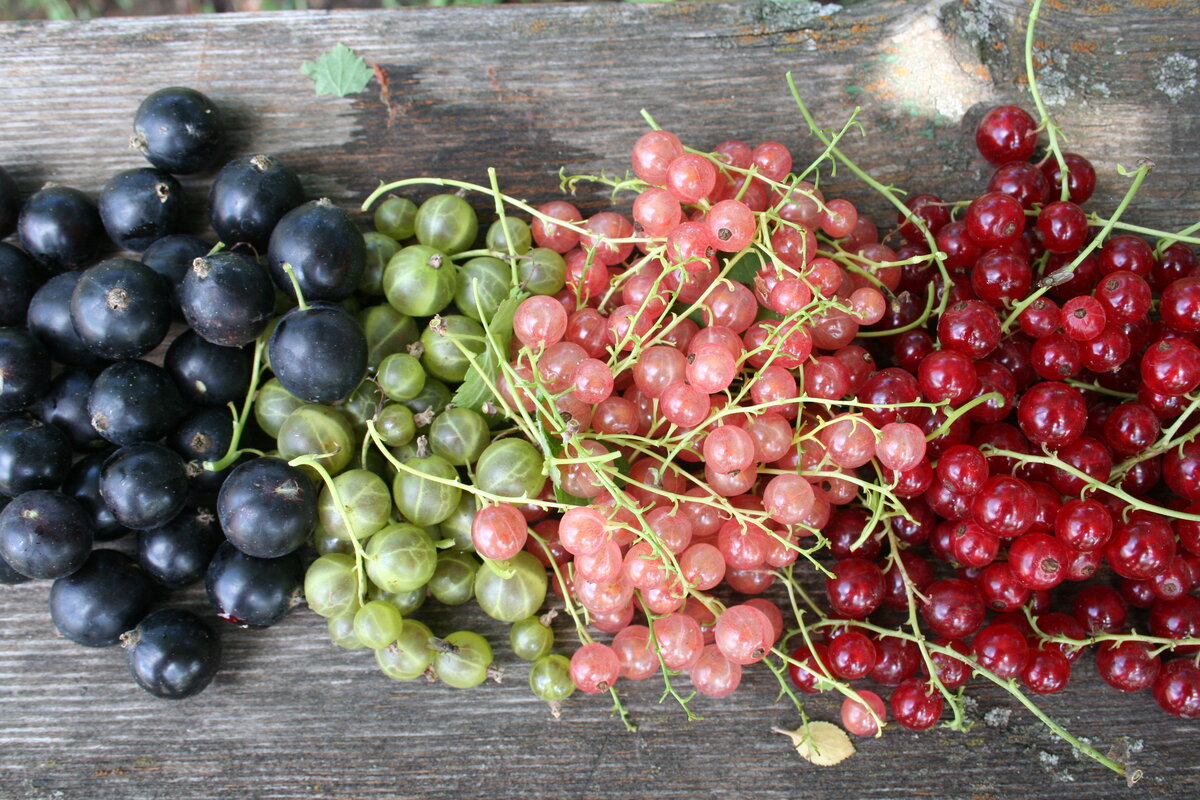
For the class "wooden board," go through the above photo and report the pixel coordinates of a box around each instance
[2,1,1200,798]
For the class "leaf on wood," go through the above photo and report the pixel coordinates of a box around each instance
[773,722,855,766]
[300,43,374,98]
[452,288,527,413]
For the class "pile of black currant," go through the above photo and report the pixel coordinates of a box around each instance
[0,86,369,699]
[1,83,571,703]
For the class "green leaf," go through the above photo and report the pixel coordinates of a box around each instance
[300,43,374,98]
[725,250,763,286]
[453,287,527,413]
[554,485,591,507]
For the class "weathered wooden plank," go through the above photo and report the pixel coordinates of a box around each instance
[2,2,1200,799]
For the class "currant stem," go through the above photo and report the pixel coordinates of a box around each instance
[203,335,267,473]
[1001,159,1153,332]
[984,447,1200,523]
[1023,0,1071,203]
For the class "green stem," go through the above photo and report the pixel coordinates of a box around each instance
[282,262,309,311]
[203,336,267,472]
[1024,0,1071,202]
[924,392,1001,441]
[1002,160,1153,332]
[288,453,369,607]
[984,448,1200,523]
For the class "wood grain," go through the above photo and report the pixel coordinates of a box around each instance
[2,1,1200,799]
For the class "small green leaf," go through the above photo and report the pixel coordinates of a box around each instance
[725,250,763,286]
[453,287,527,413]
[300,43,374,98]
[554,485,591,507]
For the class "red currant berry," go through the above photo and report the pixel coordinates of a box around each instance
[1022,647,1072,694]
[1153,659,1200,718]
[921,578,985,639]
[987,161,1050,208]
[1037,201,1089,254]
[1041,152,1097,204]
[890,678,944,730]
[971,623,1030,679]
[1017,381,1087,448]
[975,105,1038,165]
[964,192,1026,249]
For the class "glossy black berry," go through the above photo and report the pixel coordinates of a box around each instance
[0,415,71,497]
[26,271,111,371]
[0,328,51,413]
[50,550,155,647]
[70,258,171,360]
[88,360,184,446]
[0,547,30,585]
[123,608,221,699]
[164,330,253,407]
[141,234,211,315]
[34,369,104,452]
[99,443,189,531]
[205,540,302,628]
[0,166,19,240]
[168,407,234,496]
[267,198,366,302]
[217,457,315,559]
[268,302,367,404]
[132,87,225,175]
[179,251,275,347]
[62,449,129,542]
[0,243,45,327]
[98,168,183,253]
[209,154,303,253]
[0,489,93,580]
[18,185,105,270]
[137,505,223,589]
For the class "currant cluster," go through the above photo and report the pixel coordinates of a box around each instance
[0,86,385,700]
[787,102,1200,734]
[357,76,1200,763]
[296,192,579,693]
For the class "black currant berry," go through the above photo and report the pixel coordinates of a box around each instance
[0,328,51,412]
[26,271,112,371]
[141,234,212,315]
[179,251,275,347]
[99,442,189,531]
[267,198,366,302]
[0,489,93,580]
[205,540,302,628]
[49,549,155,647]
[98,168,184,252]
[131,87,225,175]
[164,330,253,408]
[137,505,223,589]
[0,547,31,585]
[62,449,129,542]
[70,258,171,360]
[34,370,104,452]
[217,457,316,559]
[0,243,45,327]
[88,359,184,446]
[268,302,367,404]
[0,415,71,497]
[168,407,234,496]
[209,154,303,253]
[123,608,221,699]
[17,185,105,271]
